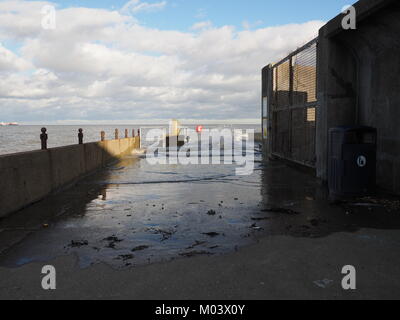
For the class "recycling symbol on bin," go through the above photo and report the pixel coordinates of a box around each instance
[357,155,367,168]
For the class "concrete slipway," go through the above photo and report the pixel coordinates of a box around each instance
[0,150,400,299]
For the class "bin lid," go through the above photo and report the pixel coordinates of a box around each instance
[329,126,377,145]
[329,126,377,134]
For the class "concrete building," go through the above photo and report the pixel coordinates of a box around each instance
[262,0,400,195]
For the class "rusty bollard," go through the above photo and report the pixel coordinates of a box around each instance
[115,129,119,140]
[78,128,83,144]
[40,127,48,150]
[125,129,128,139]
[132,129,135,137]
[100,131,105,141]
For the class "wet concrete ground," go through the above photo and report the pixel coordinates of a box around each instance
[0,151,266,268]
[1,149,400,299]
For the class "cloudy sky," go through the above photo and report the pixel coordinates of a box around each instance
[0,0,353,124]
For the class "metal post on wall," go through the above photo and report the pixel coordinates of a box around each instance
[288,56,294,158]
[78,128,83,144]
[125,129,128,139]
[40,127,48,150]
[101,131,105,142]
[115,129,119,140]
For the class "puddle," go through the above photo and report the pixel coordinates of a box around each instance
[0,149,267,269]
[2,144,400,270]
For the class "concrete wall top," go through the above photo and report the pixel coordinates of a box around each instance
[321,0,397,38]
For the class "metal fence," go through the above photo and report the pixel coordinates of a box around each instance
[270,38,318,167]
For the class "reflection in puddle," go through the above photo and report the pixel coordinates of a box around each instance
[4,143,398,270]
[0,149,267,269]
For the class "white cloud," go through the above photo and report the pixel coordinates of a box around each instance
[0,0,50,39]
[121,0,167,15]
[0,43,32,71]
[191,21,213,31]
[0,0,324,123]
[195,8,207,20]
[242,20,263,30]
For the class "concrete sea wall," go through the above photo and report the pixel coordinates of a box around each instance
[0,137,140,218]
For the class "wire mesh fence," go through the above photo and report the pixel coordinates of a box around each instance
[270,38,318,167]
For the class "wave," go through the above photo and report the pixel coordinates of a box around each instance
[96,173,236,186]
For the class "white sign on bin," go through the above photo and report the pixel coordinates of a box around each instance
[357,155,367,167]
